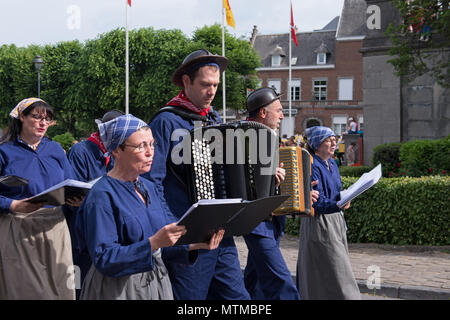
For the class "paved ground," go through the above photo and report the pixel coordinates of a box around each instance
[234,235,450,300]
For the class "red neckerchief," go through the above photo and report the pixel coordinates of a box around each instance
[87,132,110,167]
[166,90,211,116]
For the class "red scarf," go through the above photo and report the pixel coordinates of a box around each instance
[87,132,110,167]
[166,90,211,116]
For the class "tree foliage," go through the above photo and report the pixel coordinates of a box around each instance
[0,25,261,138]
[386,0,450,87]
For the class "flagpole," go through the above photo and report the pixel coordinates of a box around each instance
[288,2,292,136]
[125,0,130,114]
[222,2,227,123]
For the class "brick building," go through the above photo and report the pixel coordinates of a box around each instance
[251,0,366,138]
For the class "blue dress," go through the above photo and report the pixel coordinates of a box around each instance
[143,107,250,300]
[296,154,361,299]
[76,175,195,299]
[0,137,75,212]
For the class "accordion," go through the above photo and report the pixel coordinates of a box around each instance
[272,146,314,217]
[186,121,279,203]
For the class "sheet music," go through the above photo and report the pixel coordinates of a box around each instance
[177,198,243,223]
[337,164,382,207]
[26,178,97,205]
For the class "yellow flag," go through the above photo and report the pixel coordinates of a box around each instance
[223,0,235,29]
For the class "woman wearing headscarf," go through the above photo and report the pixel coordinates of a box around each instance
[0,98,80,299]
[76,114,224,300]
[296,126,361,300]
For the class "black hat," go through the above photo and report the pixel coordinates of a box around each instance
[246,87,282,113]
[98,109,125,123]
[172,49,228,87]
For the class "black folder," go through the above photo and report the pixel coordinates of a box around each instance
[224,195,289,237]
[0,175,29,187]
[175,195,289,245]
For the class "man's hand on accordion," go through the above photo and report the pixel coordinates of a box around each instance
[275,162,286,187]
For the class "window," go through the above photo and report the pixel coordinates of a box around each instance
[358,116,364,131]
[289,79,301,101]
[313,79,327,101]
[317,53,326,64]
[271,55,281,67]
[338,78,354,100]
[332,116,347,136]
[268,80,281,95]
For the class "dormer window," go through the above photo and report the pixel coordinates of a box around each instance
[317,52,326,64]
[269,45,286,67]
[272,55,281,67]
[314,42,330,65]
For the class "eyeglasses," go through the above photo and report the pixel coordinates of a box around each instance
[29,113,53,124]
[122,140,157,153]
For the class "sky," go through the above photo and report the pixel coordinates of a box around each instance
[0,0,345,47]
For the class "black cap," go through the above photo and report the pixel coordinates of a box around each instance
[98,109,125,123]
[172,49,228,87]
[246,87,282,113]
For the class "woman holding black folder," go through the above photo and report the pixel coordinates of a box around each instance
[297,126,361,300]
[0,98,81,299]
[76,114,223,300]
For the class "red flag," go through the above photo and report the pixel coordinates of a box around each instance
[290,2,298,46]
[128,0,131,6]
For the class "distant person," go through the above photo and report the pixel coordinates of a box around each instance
[297,126,360,300]
[346,142,356,166]
[346,117,358,134]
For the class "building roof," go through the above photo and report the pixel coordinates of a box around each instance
[254,30,337,68]
[336,0,367,39]
[320,16,340,31]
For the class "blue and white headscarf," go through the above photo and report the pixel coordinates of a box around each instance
[97,114,147,154]
[305,126,336,151]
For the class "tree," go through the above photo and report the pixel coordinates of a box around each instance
[386,0,450,87]
[0,44,43,128]
[0,25,261,136]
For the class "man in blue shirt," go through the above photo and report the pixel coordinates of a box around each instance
[143,49,250,300]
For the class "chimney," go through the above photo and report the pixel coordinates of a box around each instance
[249,25,258,47]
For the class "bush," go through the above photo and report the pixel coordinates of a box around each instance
[399,136,450,177]
[285,176,450,246]
[339,165,372,177]
[52,132,75,152]
[372,142,402,177]
[342,176,450,246]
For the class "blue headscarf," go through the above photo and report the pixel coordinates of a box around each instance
[97,114,147,154]
[305,126,336,151]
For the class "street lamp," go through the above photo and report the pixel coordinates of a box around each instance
[32,55,44,98]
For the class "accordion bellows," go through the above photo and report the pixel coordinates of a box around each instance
[272,146,314,216]
[187,121,278,203]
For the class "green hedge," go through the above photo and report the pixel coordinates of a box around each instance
[399,136,450,177]
[339,165,372,177]
[285,176,450,245]
[372,142,402,177]
[372,136,450,177]
[52,132,75,152]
